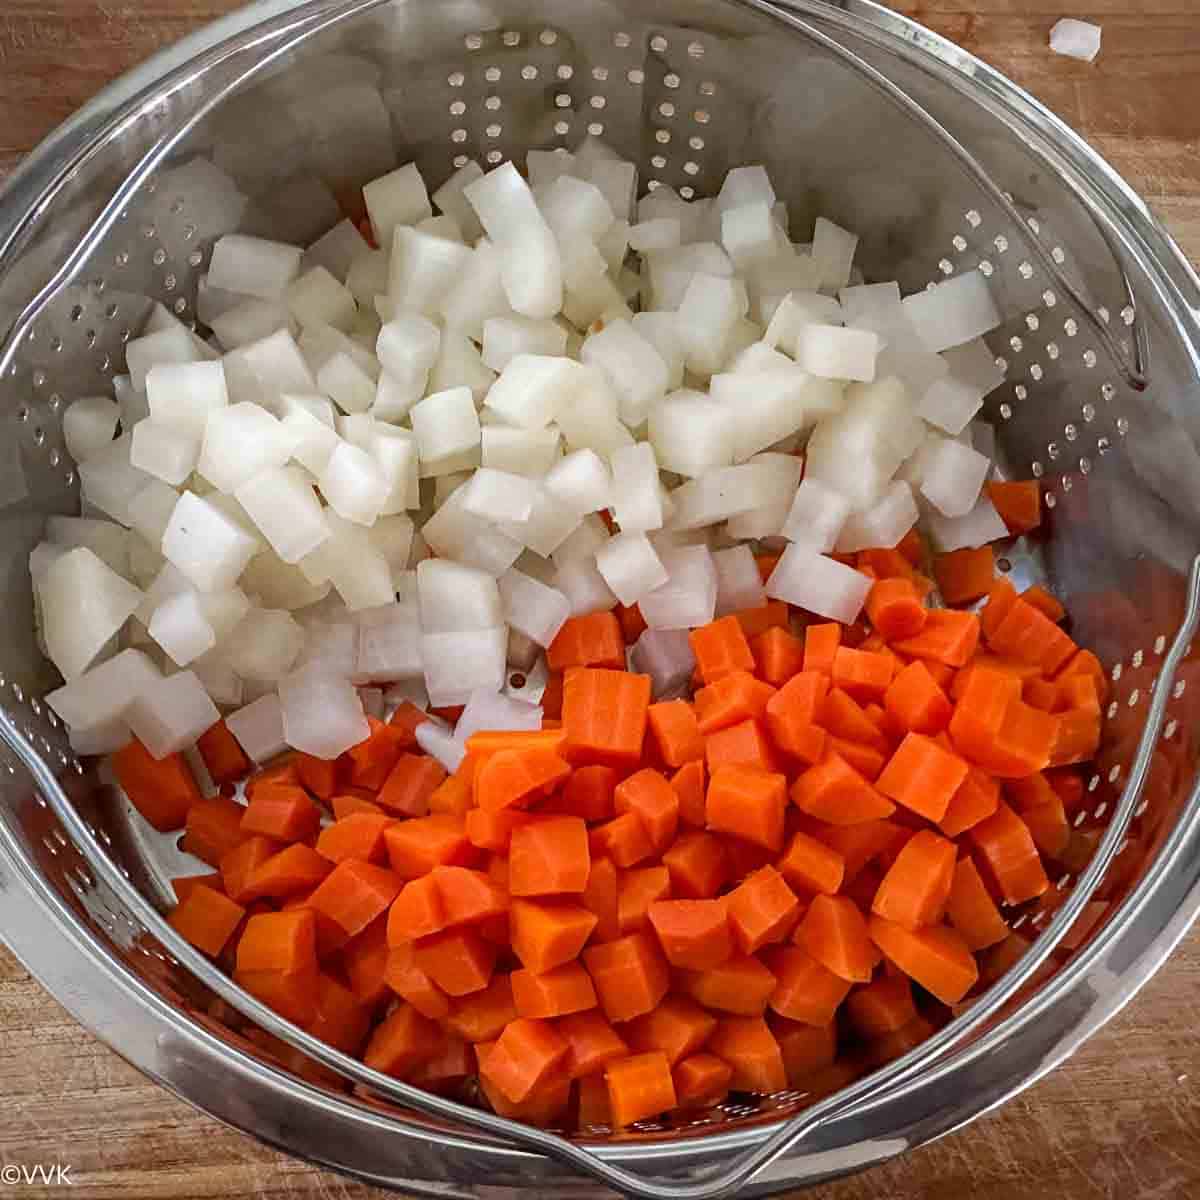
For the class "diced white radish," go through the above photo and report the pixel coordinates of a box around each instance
[430,329,497,403]
[45,648,161,730]
[763,291,843,356]
[410,387,481,462]
[596,532,668,606]
[726,452,804,540]
[356,603,422,683]
[316,350,375,414]
[280,667,369,759]
[552,513,610,566]
[482,427,562,478]
[345,248,390,305]
[644,242,733,311]
[713,545,766,615]
[919,337,1004,434]
[368,514,416,581]
[438,239,511,338]
[782,478,851,553]
[45,516,130,576]
[29,542,67,589]
[460,467,541,524]
[298,618,360,677]
[199,588,251,640]
[196,274,246,326]
[588,159,637,223]
[721,203,780,271]
[418,558,502,632]
[432,160,485,241]
[421,482,523,576]
[316,440,388,526]
[554,555,617,616]
[77,434,153,525]
[836,480,919,552]
[667,461,784,531]
[485,354,579,430]
[70,717,134,755]
[197,402,292,493]
[210,297,292,351]
[1050,17,1101,61]
[481,317,568,372]
[226,693,287,762]
[372,367,425,422]
[812,217,859,290]
[286,266,356,331]
[135,562,192,626]
[710,367,829,463]
[630,628,695,699]
[793,323,878,382]
[903,272,1001,353]
[161,491,259,592]
[224,609,305,682]
[297,322,377,384]
[638,545,718,630]
[281,398,340,474]
[208,234,303,300]
[149,590,215,666]
[581,320,669,428]
[238,550,325,613]
[465,160,547,242]
[129,419,198,487]
[126,325,208,392]
[648,390,734,478]
[839,281,901,325]
[562,257,628,328]
[925,494,1009,551]
[540,175,615,244]
[527,149,576,188]
[421,627,508,706]
[766,546,872,623]
[63,396,120,464]
[631,313,685,391]
[364,162,432,244]
[304,217,369,282]
[389,226,472,315]
[337,411,375,450]
[555,367,634,457]
[39,548,142,679]
[415,718,467,772]
[717,166,776,213]
[126,670,220,760]
[919,438,990,517]
[610,442,664,533]
[629,218,681,253]
[377,314,441,377]
[370,427,419,515]
[498,569,570,648]
[456,688,542,744]
[677,274,746,376]
[233,464,330,562]
[145,361,229,440]
[544,449,611,515]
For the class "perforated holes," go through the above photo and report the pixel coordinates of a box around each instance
[540,28,559,45]
[1047,441,1060,461]
[680,186,695,200]
[588,123,605,136]
[451,129,468,143]
[1079,456,1091,474]
[1116,416,1129,436]
[49,335,63,353]
[656,129,671,144]
[32,427,44,447]
[1046,342,1060,360]
[590,96,606,109]
[115,251,129,268]
[965,209,982,228]
[1044,492,1057,509]
[1164,719,1179,740]
[689,136,705,150]
[69,304,84,323]
[502,30,520,46]
[485,66,502,83]
[1014,384,1028,401]
[47,393,61,412]
[522,65,538,80]
[1174,679,1187,699]
[664,73,681,89]
[1029,363,1044,381]
[450,100,466,116]
[453,154,469,169]
[938,259,954,276]
[485,96,501,111]
[555,94,572,109]
[1018,260,1034,279]
[693,109,711,124]
[659,101,676,118]
[684,162,700,176]
[1025,314,1039,331]
[1042,289,1057,307]
[650,34,668,52]
[995,356,1007,372]
[651,155,667,170]
[1083,349,1097,368]
[628,68,645,85]
[448,71,465,87]
[1082,402,1095,422]
[1155,635,1167,655]
[486,124,502,139]
[1101,382,1116,401]
[1051,246,1066,265]
[152,248,166,267]
[557,64,573,80]
[554,120,570,136]
[1121,305,1135,326]
[465,33,483,50]
[978,259,994,277]
[48,449,59,468]
[614,31,632,48]
[1031,460,1044,478]
[1009,335,1024,353]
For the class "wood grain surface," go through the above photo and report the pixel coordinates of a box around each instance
[3,2,1200,1197]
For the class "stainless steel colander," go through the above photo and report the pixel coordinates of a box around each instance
[4,0,1200,1195]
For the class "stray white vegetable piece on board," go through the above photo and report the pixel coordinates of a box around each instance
[1049,18,1102,62]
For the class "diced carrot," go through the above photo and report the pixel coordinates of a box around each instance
[1009,778,1071,859]
[791,753,895,825]
[479,1016,570,1104]
[865,577,927,641]
[762,944,853,1026]
[509,815,591,896]
[296,752,340,801]
[723,835,775,883]
[751,626,806,686]
[432,864,508,926]
[183,796,249,867]
[363,1004,442,1078]
[442,975,517,1043]
[679,953,777,1015]
[1023,676,1060,712]
[706,1016,786,1093]
[647,899,732,970]
[969,802,1049,903]
[646,700,705,772]
[583,931,670,1022]
[706,765,787,850]
[590,812,655,868]
[476,747,572,814]
[582,856,621,942]
[387,874,445,944]
[1055,647,1109,703]
[774,1018,837,1083]
[477,1043,571,1125]
[382,816,472,881]
[821,688,887,750]
[307,859,402,943]
[547,612,626,672]
[617,865,672,935]
[243,843,332,902]
[986,479,1041,535]
[410,1035,475,1092]
[829,737,887,782]
[689,616,756,684]
[885,661,952,735]
[220,835,280,904]
[307,972,372,1055]
[705,718,779,774]
[893,609,980,668]
[562,668,652,767]
[795,894,876,983]
[244,758,299,800]
[755,553,781,582]
[896,528,925,566]
[383,942,451,1019]
[112,739,201,832]
[377,753,447,817]
[171,872,224,903]
[241,784,322,843]
[1022,584,1065,624]
[673,1053,733,1107]
[776,831,845,898]
[342,917,391,1008]
[577,1074,612,1128]
[625,995,717,1066]
[316,813,391,865]
[868,916,979,1004]
[663,831,729,900]
[765,672,830,764]
[831,646,895,704]
[414,928,496,996]
[694,671,777,735]
[464,807,533,854]
[670,759,708,829]
[346,718,407,790]
[933,546,995,605]
[511,899,597,974]
[558,1009,630,1078]
[939,766,1001,838]
[606,1051,677,1125]
[169,885,246,957]
[977,698,1059,779]
[871,830,956,929]
[428,772,473,817]
[1049,706,1101,768]
[876,733,969,823]
[804,623,842,676]
[614,767,680,853]
[511,962,596,1018]
[464,728,566,762]
[846,974,916,1038]
[733,600,789,639]
[235,966,318,1026]
[947,855,1010,950]
[197,721,251,787]
[237,909,317,973]
[331,792,385,819]
[813,820,900,885]
[541,671,564,721]
[546,764,616,822]
[986,598,1077,676]
[725,864,801,954]
[617,602,649,644]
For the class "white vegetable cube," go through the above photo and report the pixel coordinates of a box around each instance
[461,468,541,524]
[481,317,568,372]
[432,159,485,242]
[610,442,663,533]
[713,545,766,615]
[421,627,508,707]
[318,351,378,415]
[527,149,575,189]
[370,427,419,515]
[717,166,776,213]
[902,272,1001,353]
[919,438,991,517]
[766,546,873,624]
[235,465,330,562]
[126,670,220,760]
[356,603,423,683]
[639,545,719,630]
[418,558,502,632]
[78,434,153,525]
[540,175,615,243]
[482,427,562,478]
[721,203,779,270]
[416,720,467,773]
[162,492,260,592]
[125,326,206,393]
[631,313,685,391]
[373,367,427,422]
[648,390,735,478]
[552,513,611,566]
[926,495,1009,552]
[377,314,441,377]
[281,400,339,474]
[456,689,542,743]
[555,367,634,457]
[919,337,1005,435]
[241,328,318,396]
[581,319,669,428]
[554,555,617,616]
[762,291,843,357]
[280,667,370,759]
[286,265,357,331]
[794,324,879,382]
[209,298,292,352]
[500,226,563,321]
[198,588,251,640]
[70,719,133,757]
[812,217,859,290]
[304,217,369,282]
[596,532,668,606]
[630,629,695,699]
[364,163,433,245]
[629,219,681,253]
[45,516,129,575]
[39,548,143,680]
[837,481,920,553]
[318,440,389,526]
[46,648,162,731]
[411,387,481,461]
[1050,17,1101,61]
[726,452,803,540]
[499,569,570,648]
[208,234,303,300]
[783,478,852,554]
[421,484,522,577]
[544,449,611,514]
[149,590,216,666]
[145,361,229,439]
[464,160,545,242]
[130,419,198,487]
[484,355,579,430]
[224,609,305,682]
[63,396,120,464]
[588,159,637,223]
[389,226,472,315]
[499,487,580,557]
[197,402,292,493]
[226,694,287,763]
[677,274,746,377]
[667,462,784,531]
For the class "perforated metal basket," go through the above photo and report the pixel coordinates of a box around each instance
[4,0,1200,1195]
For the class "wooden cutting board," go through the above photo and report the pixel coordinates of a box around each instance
[3,2,1200,1196]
